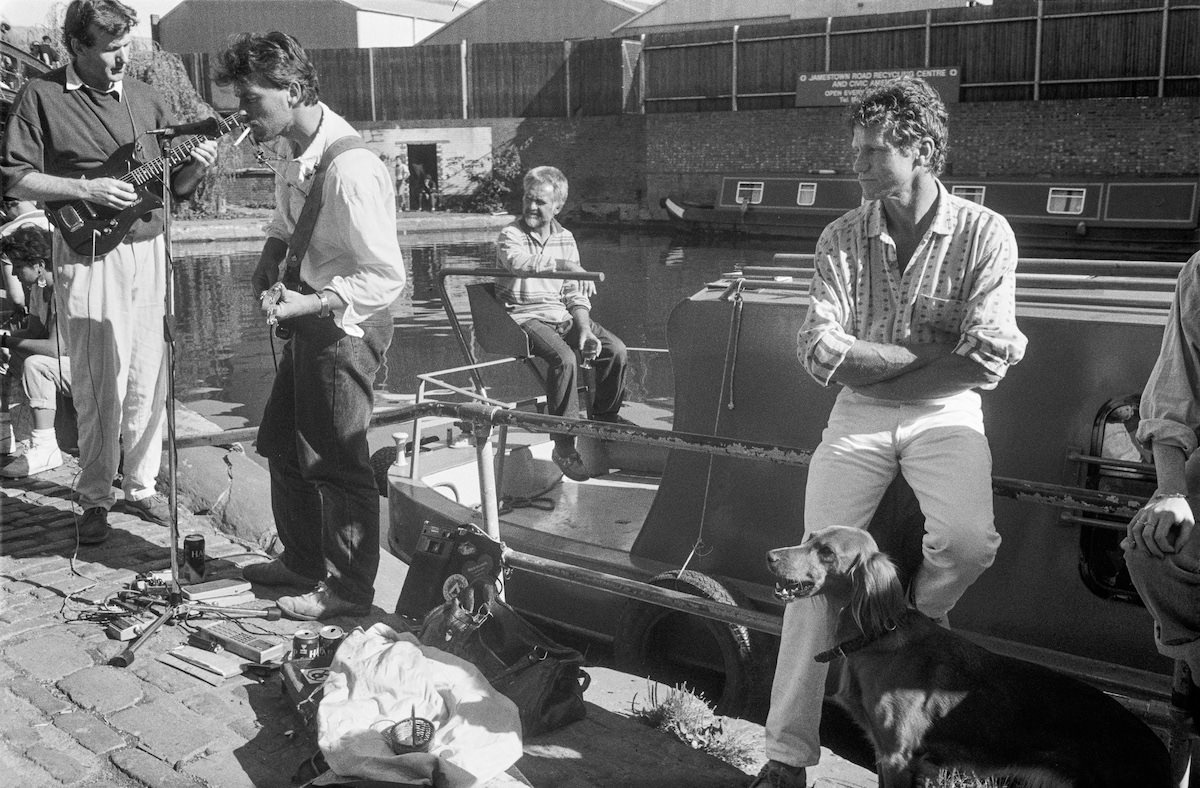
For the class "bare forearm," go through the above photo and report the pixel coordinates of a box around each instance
[8,171,89,202]
[850,354,999,400]
[833,340,949,386]
[1152,442,1190,496]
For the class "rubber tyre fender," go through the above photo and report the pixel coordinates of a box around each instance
[614,569,757,717]
[369,446,398,497]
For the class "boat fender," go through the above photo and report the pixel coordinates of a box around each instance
[613,569,762,718]
[1076,221,1088,237]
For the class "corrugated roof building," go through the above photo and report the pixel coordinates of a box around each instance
[419,0,653,45]
[613,0,991,36]
[154,0,481,54]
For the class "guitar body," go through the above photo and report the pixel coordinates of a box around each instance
[45,142,165,257]
[42,111,246,258]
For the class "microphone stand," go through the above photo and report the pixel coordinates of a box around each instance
[110,129,278,668]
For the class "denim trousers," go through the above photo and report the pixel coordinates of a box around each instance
[256,314,393,606]
[520,318,627,449]
[765,388,1001,767]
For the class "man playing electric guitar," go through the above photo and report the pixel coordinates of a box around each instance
[0,0,217,545]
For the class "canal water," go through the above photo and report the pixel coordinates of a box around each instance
[171,227,806,429]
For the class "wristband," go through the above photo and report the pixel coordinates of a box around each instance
[316,291,331,319]
[1150,492,1188,502]
[0,334,6,349]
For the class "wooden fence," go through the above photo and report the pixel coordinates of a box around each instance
[180,0,1200,122]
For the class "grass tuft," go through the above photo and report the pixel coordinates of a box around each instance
[630,682,758,770]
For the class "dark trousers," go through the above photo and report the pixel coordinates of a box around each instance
[520,318,627,451]
[256,314,393,606]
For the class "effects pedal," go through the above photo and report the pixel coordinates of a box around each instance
[194,620,289,664]
[106,615,153,641]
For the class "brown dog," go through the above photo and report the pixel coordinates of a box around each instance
[766,525,1171,788]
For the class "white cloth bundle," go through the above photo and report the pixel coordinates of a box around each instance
[316,623,523,787]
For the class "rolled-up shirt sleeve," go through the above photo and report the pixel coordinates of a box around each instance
[316,153,406,329]
[1137,250,1200,454]
[797,230,857,387]
[953,215,1027,383]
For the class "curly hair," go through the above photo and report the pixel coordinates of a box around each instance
[524,166,568,205]
[62,0,137,51]
[1,225,52,270]
[849,77,948,175]
[214,32,320,106]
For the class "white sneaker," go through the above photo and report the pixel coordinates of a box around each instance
[0,444,63,478]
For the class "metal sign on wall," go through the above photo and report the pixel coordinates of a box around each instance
[796,67,961,107]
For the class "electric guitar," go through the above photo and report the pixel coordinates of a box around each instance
[44,111,246,257]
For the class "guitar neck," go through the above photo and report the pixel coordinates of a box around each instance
[123,113,243,186]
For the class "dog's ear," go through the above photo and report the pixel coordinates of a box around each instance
[848,550,906,635]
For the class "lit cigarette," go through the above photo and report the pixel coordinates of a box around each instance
[233,127,252,146]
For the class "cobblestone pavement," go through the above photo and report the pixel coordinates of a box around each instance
[6,457,865,788]
[1,458,333,788]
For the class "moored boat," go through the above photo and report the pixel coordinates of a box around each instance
[663,173,1200,260]
[380,258,1184,741]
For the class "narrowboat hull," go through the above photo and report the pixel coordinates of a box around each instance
[663,175,1200,260]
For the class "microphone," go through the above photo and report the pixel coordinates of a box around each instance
[146,117,223,137]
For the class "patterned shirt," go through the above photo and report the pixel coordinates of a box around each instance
[798,180,1026,389]
[495,219,590,324]
[1138,250,1200,454]
[264,103,406,336]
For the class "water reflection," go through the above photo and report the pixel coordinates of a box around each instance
[172,228,805,430]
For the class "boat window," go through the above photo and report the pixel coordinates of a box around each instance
[796,182,817,206]
[735,182,764,205]
[1047,187,1087,215]
[951,185,986,205]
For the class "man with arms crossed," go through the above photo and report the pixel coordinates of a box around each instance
[215,32,405,621]
[753,77,1026,787]
[1,0,216,544]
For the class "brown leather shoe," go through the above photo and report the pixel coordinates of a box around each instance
[242,558,318,589]
[277,582,371,621]
[123,493,182,527]
[552,446,590,482]
[78,507,110,545]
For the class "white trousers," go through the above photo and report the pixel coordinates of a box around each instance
[765,388,1001,767]
[54,234,167,510]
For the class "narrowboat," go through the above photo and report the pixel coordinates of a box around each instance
[380,259,1182,742]
[662,173,1200,260]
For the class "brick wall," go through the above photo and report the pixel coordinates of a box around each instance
[230,97,1200,221]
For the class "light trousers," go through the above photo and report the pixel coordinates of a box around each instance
[54,234,167,510]
[19,354,72,410]
[765,388,1001,767]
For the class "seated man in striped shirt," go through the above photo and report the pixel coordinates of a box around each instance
[495,166,627,482]
[754,77,1028,788]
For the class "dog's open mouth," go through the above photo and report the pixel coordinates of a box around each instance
[773,579,814,601]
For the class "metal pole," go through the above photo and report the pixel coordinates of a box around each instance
[461,40,469,120]
[731,25,739,112]
[564,39,572,117]
[639,34,647,114]
[1033,0,1043,101]
[368,48,377,122]
[1158,0,1170,98]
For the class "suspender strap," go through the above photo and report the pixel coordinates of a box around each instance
[281,135,371,286]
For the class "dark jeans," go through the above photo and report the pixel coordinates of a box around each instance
[256,313,393,606]
[520,318,627,451]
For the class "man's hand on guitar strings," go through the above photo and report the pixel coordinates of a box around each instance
[83,177,138,210]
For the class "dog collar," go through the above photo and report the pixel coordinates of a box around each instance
[815,608,919,663]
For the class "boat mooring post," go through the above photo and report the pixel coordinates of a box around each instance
[470,418,502,542]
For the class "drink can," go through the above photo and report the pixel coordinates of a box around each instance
[292,628,319,661]
[183,533,206,578]
[315,625,345,667]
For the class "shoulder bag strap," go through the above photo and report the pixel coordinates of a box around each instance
[280,135,371,287]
